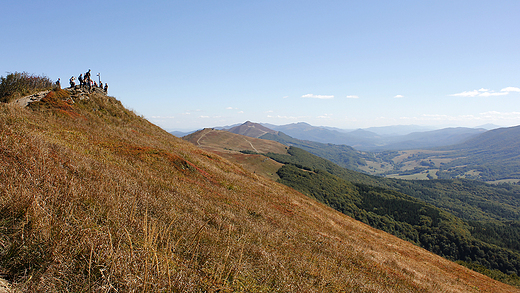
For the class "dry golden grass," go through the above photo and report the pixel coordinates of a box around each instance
[0,92,518,292]
[184,128,288,154]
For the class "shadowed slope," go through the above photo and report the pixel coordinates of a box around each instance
[0,92,518,292]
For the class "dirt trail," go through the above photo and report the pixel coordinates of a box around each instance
[243,138,259,153]
[196,129,213,146]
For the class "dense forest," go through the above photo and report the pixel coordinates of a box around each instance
[267,147,520,286]
[260,132,367,171]
[435,126,520,180]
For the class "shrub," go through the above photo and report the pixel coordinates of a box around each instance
[0,72,53,103]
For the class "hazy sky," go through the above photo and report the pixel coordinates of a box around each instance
[3,1,520,131]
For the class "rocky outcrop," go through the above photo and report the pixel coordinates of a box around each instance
[11,86,107,108]
[11,90,51,107]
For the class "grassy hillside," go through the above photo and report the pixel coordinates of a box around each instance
[227,121,277,138]
[275,164,520,285]
[183,128,520,286]
[184,128,287,180]
[3,90,516,291]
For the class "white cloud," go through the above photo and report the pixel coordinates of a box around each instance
[282,96,289,99]
[200,115,209,118]
[302,94,334,99]
[394,95,404,98]
[501,87,520,92]
[274,115,299,120]
[317,114,333,119]
[450,88,511,97]
[478,91,508,97]
[238,111,244,114]
[450,90,480,97]
[346,95,359,99]
[479,111,520,119]
[395,111,520,125]
[151,116,175,119]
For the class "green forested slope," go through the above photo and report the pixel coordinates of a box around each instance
[267,147,520,286]
[436,125,520,181]
[268,147,520,222]
[260,132,367,171]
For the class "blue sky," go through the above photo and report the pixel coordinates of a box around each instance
[2,0,520,131]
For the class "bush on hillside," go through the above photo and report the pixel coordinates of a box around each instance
[0,72,54,103]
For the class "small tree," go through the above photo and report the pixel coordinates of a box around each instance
[0,72,53,103]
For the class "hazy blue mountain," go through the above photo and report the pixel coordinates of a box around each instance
[375,127,487,151]
[260,122,487,151]
[364,125,437,136]
[476,123,502,130]
[261,122,381,149]
[170,130,197,137]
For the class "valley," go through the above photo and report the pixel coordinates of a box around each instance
[184,124,520,287]
[216,121,520,183]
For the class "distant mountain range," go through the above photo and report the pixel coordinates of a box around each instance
[172,122,501,151]
[219,121,520,182]
[260,122,487,151]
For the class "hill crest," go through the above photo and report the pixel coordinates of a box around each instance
[227,121,278,138]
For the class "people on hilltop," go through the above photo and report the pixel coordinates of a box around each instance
[56,78,61,89]
[64,69,109,94]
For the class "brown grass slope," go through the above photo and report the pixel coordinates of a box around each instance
[0,91,518,292]
[184,127,287,154]
[226,121,278,138]
[184,128,287,180]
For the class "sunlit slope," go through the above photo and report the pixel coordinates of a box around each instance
[184,128,287,180]
[0,90,518,292]
[184,127,288,154]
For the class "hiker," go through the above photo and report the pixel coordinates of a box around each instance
[69,76,76,88]
[104,83,108,93]
[56,78,61,89]
[85,69,91,81]
[78,74,84,88]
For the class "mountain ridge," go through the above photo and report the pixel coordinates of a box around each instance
[1,87,518,291]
